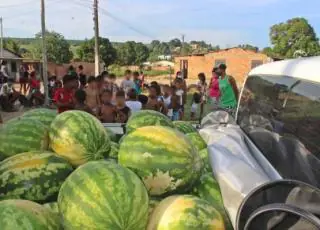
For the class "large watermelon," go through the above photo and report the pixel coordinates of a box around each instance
[173,121,198,134]
[147,195,225,230]
[119,126,202,196]
[49,111,111,166]
[109,142,119,160]
[0,118,49,160]
[186,132,207,151]
[199,148,211,171]
[0,152,73,203]
[192,173,233,230]
[0,199,62,230]
[126,110,174,133]
[43,202,59,214]
[22,108,57,128]
[105,127,117,142]
[58,161,149,230]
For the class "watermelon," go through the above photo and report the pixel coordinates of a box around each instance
[105,127,117,142]
[0,152,73,203]
[22,109,57,128]
[173,121,198,134]
[193,173,233,230]
[119,126,202,196]
[43,202,59,214]
[58,161,149,230]
[49,111,111,166]
[0,199,62,230]
[126,110,174,133]
[109,142,119,160]
[0,118,49,160]
[147,195,225,230]
[148,198,161,217]
[199,148,212,171]
[186,132,207,151]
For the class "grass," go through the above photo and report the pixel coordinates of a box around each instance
[183,93,211,122]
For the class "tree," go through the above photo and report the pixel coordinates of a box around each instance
[269,17,320,58]
[148,42,170,61]
[238,44,259,52]
[116,41,136,65]
[77,37,117,67]
[4,39,21,55]
[262,47,274,57]
[134,42,149,64]
[34,31,73,64]
[168,38,182,49]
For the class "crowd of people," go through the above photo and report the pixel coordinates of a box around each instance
[0,61,239,124]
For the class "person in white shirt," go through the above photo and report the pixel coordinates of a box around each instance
[120,70,135,97]
[0,60,10,81]
[0,78,24,111]
[125,88,142,113]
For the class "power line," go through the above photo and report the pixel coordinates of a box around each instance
[0,0,38,9]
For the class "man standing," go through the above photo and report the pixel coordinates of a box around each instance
[120,70,135,97]
[217,64,239,115]
[78,65,87,89]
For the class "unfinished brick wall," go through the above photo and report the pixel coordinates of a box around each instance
[174,48,270,86]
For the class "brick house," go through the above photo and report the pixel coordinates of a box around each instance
[174,47,271,85]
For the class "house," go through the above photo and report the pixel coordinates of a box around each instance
[174,47,271,84]
[0,48,41,81]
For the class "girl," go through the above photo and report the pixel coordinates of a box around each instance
[209,67,220,109]
[197,73,207,119]
[85,76,100,115]
[163,85,173,119]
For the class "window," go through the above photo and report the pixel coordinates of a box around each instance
[238,75,320,187]
[214,59,226,67]
[251,60,263,69]
[10,62,17,73]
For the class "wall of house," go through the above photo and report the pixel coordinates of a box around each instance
[174,48,270,85]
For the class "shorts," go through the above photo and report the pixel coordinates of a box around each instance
[172,111,180,121]
[191,103,198,113]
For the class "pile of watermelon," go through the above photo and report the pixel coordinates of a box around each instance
[0,109,233,230]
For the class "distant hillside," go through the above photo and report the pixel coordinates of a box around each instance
[4,37,86,46]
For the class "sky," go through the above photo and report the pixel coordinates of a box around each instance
[1,0,320,48]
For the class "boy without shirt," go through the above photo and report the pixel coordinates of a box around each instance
[99,89,117,123]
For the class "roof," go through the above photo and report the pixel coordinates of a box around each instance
[249,56,320,83]
[0,48,22,59]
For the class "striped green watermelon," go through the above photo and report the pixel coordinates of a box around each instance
[0,118,49,160]
[186,132,207,152]
[43,202,59,214]
[192,173,233,230]
[0,152,73,203]
[109,142,119,160]
[173,121,198,134]
[0,199,62,230]
[147,195,225,230]
[119,126,202,196]
[22,109,57,128]
[49,111,111,166]
[105,127,117,142]
[126,110,174,133]
[58,161,149,230]
[199,148,212,171]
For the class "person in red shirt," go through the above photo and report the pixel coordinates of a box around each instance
[53,74,78,113]
[27,71,44,106]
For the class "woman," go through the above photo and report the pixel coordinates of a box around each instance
[19,65,29,95]
[209,67,220,109]
[197,73,207,119]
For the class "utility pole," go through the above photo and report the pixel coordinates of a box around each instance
[93,0,100,76]
[181,34,185,55]
[0,17,3,58]
[41,0,49,106]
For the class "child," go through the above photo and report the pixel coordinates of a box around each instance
[133,71,142,95]
[126,88,142,113]
[120,70,135,97]
[174,78,185,119]
[190,92,202,120]
[53,74,78,114]
[138,94,148,110]
[145,85,166,113]
[197,73,207,119]
[163,84,173,119]
[115,90,131,123]
[85,76,100,115]
[28,72,44,106]
[99,89,117,123]
[74,89,93,114]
